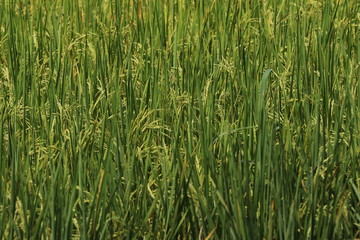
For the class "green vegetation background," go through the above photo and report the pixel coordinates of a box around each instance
[0,0,359,239]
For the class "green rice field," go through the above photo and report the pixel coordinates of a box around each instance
[0,0,359,239]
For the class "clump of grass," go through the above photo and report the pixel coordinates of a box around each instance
[0,0,359,239]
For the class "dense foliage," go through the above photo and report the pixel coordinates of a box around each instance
[0,0,359,239]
